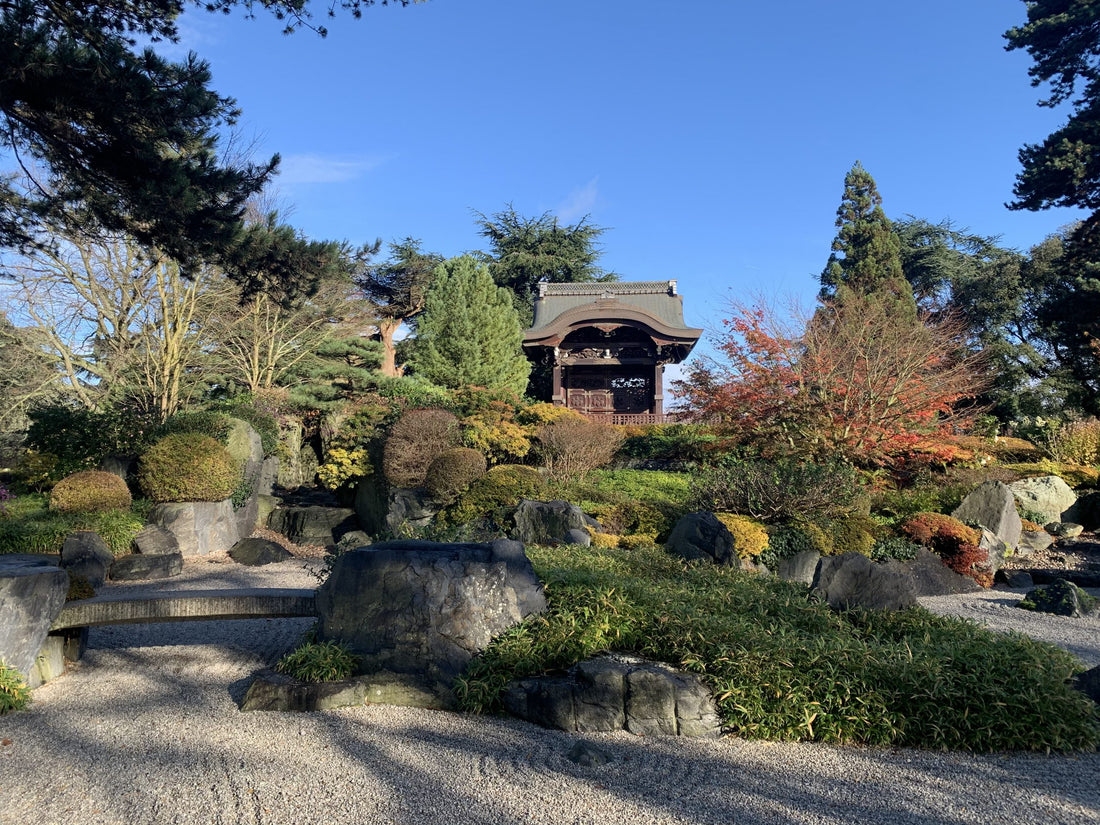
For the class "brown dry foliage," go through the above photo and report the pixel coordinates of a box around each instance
[536,416,623,482]
[382,408,460,488]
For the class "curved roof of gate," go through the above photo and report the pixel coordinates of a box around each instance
[525,280,702,343]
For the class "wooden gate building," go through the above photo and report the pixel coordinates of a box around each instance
[522,281,702,422]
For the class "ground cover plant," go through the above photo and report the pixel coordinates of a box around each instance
[456,543,1100,752]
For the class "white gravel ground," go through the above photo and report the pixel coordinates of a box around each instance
[1,556,1097,825]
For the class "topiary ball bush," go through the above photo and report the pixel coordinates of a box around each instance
[426,447,488,501]
[49,470,132,513]
[138,433,241,503]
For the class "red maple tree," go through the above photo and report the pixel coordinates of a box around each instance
[676,294,986,467]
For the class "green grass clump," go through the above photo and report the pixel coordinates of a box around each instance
[0,660,30,714]
[275,638,359,683]
[0,494,143,556]
[456,543,1100,752]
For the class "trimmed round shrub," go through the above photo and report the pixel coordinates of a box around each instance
[49,470,132,513]
[715,513,770,559]
[900,512,980,549]
[426,447,488,501]
[589,532,621,549]
[383,408,460,488]
[443,464,545,526]
[137,433,240,503]
[617,533,658,550]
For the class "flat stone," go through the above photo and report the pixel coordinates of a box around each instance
[566,742,614,766]
[131,525,179,556]
[109,552,183,581]
[884,548,981,596]
[241,669,368,712]
[229,537,291,566]
[1016,530,1054,557]
[269,505,359,548]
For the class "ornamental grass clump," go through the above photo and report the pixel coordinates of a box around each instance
[49,470,132,513]
[276,639,359,683]
[137,433,240,503]
[456,542,1100,752]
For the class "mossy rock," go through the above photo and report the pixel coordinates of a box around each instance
[1017,579,1099,618]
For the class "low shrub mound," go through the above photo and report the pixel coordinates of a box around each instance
[383,408,460,488]
[276,638,359,683]
[536,416,623,482]
[426,447,488,501]
[457,543,1100,752]
[138,433,240,503]
[49,470,132,513]
[691,457,864,522]
[442,464,545,527]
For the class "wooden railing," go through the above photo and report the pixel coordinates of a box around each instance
[580,412,685,426]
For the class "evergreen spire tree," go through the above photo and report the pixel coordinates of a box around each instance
[410,256,531,395]
[820,162,914,312]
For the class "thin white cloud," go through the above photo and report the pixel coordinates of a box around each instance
[555,178,600,223]
[276,153,385,185]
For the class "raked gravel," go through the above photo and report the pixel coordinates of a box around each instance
[1,555,1097,825]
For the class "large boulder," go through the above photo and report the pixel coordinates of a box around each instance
[0,555,69,684]
[665,512,736,566]
[883,548,981,596]
[60,531,113,587]
[149,500,240,556]
[811,552,917,611]
[384,489,442,536]
[268,505,359,549]
[315,539,546,706]
[512,500,590,545]
[1009,475,1077,526]
[502,654,721,738]
[952,480,1022,549]
[978,527,1011,575]
[773,550,821,586]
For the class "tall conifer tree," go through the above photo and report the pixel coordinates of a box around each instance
[820,162,915,314]
[410,256,531,395]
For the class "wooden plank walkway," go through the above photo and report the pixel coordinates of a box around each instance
[50,588,317,631]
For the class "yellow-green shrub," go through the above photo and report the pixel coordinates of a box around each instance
[590,532,621,549]
[825,512,877,556]
[715,513,770,559]
[317,447,372,491]
[49,470,132,513]
[443,464,545,526]
[617,533,657,550]
[1047,417,1100,465]
[137,433,240,503]
[426,447,488,501]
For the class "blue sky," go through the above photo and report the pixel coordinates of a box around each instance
[166,0,1085,358]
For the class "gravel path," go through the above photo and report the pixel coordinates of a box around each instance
[1,556,1097,825]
